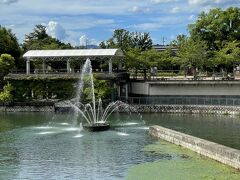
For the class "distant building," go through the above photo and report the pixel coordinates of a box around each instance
[152,45,178,53]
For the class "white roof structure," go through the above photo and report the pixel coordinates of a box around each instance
[23,49,124,59]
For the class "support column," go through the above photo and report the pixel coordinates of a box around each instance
[67,60,70,73]
[26,58,30,75]
[125,83,128,101]
[42,61,46,74]
[109,58,113,74]
[118,83,121,98]
[118,61,122,70]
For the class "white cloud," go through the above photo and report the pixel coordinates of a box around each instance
[170,7,180,13]
[129,6,140,13]
[188,0,240,6]
[128,6,151,13]
[151,0,178,3]
[79,35,99,46]
[79,35,87,46]
[131,22,162,31]
[46,21,68,40]
[0,0,18,4]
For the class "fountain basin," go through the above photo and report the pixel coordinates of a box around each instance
[83,123,110,132]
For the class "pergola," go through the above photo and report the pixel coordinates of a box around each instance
[23,49,124,75]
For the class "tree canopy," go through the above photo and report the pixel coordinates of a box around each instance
[99,29,152,51]
[0,26,21,67]
[189,7,240,50]
[23,24,72,51]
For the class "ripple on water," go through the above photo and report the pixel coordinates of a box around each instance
[59,123,70,126]
[62,127,79,132]
[73,134,84,138]
[34,126,53,130]
[117,132,129,136]
[36,131,56,135]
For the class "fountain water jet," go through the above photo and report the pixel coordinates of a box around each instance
[70,58,134,131]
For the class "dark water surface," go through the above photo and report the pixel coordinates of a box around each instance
[0,112,239,179]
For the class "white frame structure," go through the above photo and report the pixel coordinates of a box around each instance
[23,49,124,75]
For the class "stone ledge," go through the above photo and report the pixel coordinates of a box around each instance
[131,105,240,114]
[149,125,240,170]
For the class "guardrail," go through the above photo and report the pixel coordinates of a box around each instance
[10,69,128,75]
[119,96,240,106]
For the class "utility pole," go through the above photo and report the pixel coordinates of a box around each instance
[85,38,88,49]
[162,37,166,46]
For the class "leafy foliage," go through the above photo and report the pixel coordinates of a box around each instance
[213,41,240,71]
[189,7,240,50]
[0,26,21,67]
[23,24,72,51]
[176,37,208,73]
[0,83,13,102]
[0,54,15,75]
[99,29,152,51]
[83,75,112,103]
[7,76,112,102]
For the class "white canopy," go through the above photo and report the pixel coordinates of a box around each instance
[23,48,124,74]
[23,49,124,59]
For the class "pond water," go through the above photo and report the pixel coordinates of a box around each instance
[0,112,239,179]
[143,113,240,150]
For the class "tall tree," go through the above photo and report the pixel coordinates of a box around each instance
[0,54,15,88]
[129,32,152,51]
[23,24,72,51]
[177,37,208,76]
[0,26,21,67]
[213,40,240,72]
[99,29,153,51]
[189,7,240,50]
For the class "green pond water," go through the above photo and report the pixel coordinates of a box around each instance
[0,112,239,179]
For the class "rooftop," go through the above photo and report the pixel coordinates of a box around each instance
[23,49,124,59]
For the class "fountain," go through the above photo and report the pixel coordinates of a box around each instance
[70,58,132,131]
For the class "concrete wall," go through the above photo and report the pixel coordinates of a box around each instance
[0,106,55,112]
[149,125,240,169]
[130,81,240,96]
[129,105,240,115]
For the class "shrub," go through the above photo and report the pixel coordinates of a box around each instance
[0,83,13,102]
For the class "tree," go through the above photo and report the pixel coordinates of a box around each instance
[177,38,208,76]
[99,29,153,51]
[23,24,72,51]
[99,29,130,51]
[189,7,240,50]
[83,75,112,102]
[213,40,240,72]
[0,26,21,67]
[129,32,152,51]
[0,54,15,76]
[0,83,13,102]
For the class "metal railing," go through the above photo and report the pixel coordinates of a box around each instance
[119,96,240,106]
[129,70,237,81]
[10,69,127,74]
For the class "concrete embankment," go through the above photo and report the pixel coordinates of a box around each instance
[131,104,240,114]
[149,125,240,170]
[0,102,55,112]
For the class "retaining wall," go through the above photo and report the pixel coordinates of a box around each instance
[149,125,240,169]
[130,105,240,114]
[130,81,240,96]
[0,105,55,112]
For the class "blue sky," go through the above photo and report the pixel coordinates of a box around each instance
[0,0,240,46]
